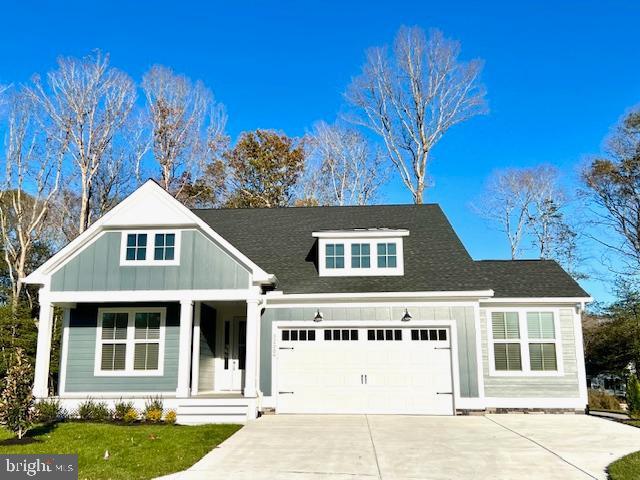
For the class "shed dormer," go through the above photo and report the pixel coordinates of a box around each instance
[312,229,409,277]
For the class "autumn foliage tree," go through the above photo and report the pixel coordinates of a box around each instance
[224,130,305,208]
[582,110,640,274]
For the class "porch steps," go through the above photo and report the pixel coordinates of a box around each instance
[176,398,252,425]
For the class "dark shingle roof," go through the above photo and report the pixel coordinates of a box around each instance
[475,260,588,298]
[192,204,588,298]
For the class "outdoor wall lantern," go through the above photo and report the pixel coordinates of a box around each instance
[313,309,324,322]
[401,308,412,322]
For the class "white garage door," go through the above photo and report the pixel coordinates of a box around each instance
[276,326,454,415]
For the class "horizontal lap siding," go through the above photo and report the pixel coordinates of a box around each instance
[64,303,180,393]
[260,305,478,398]
[51,230,250,291]
[480,308,579,398]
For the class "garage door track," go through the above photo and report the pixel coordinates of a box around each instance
[160,414,640,480]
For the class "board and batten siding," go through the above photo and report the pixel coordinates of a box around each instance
[51,230,250,291]
[260,305,479,398]
[480,308,580,398]
[64,303,179,393]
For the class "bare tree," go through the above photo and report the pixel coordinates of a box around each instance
[142,65,227,200]
[304,121,389,205]
[27,52,136,237]
[474,168,537,259]
[475,165,579,270]
[346,26,487,204]
[0,91,63,308]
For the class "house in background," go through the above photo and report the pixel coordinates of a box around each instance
[24,180,591,424]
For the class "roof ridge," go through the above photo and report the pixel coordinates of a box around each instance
[191,203,441,212]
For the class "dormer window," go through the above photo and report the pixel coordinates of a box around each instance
[120,230,181,266]
[313,229,407,277]
[377,243,397,268]
[325,244,345,269]
[351,243,370,268]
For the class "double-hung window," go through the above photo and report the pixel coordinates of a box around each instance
[489,310,560,375]
[527,312,557,371]
[121,231,180,265]
[491,312,522,371]
[96,308,165,376]
[351,243,370,268]
[325,243,344,269]
[377,243,397,268]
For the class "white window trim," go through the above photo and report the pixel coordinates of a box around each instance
[317,237,404,277]
[486,307,564,377]
[119,230,181,266]
[94,307,166,377]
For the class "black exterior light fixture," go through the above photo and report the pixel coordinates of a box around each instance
[314,309,324,322]
[401,308,412,322]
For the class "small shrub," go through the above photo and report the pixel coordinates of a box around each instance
[627,375,640,416]
[113,400,135,422]
[77,399,111,422]
[143,396,164,423]
[34,398,67,424]
[123,407,138,424]
[0,348,35,439]
[164,409,177,424]
[589,388,622,411]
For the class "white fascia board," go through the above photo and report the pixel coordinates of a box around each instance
[23,180,275,285]
[481,297,593,305]
[312,229,410,238]
[48,289,261,304]
[265,290,495,301]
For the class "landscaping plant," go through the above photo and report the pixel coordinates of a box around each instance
[627,375,640,416]
[0,348,35,439]
[113,400,135,422]
[34,398,67,424]
[143,396,164,423]
[164,410,177,424]
[588,388,622,411]
[123,407,138,424]
[77,399,111,422]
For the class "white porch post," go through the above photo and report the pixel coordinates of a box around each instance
[177,299,194,398]
[33,293,54,398]
[190,302,202,397]
[244,299,260,398]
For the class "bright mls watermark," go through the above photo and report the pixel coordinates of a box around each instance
[0,455,77,479]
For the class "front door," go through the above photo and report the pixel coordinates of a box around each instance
[218,316,246,391]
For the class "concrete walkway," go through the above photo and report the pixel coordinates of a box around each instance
[160,414,640,480]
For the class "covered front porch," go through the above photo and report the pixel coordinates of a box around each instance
[32,291,264,423]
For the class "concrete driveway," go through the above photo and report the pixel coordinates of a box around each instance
[161,414,640,480]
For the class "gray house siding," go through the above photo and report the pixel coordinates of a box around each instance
[480,308,580,398]
[51,230,250,291]
[260,305,478,398]
[63,302,180,393]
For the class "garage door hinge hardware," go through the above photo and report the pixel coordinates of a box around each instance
[434,347,451,350]
[278,391,294,394]
[279,347,294,350]
[436,392,453,395]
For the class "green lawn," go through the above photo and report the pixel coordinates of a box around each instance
[609,451,640,480]
[0,422,241,480]
[608,422,640,480]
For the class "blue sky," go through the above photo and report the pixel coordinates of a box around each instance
[1,0,639,302]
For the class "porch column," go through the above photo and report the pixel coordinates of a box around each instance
[33,293,54,398]
[244,299,260,398]
[177,299,194,398]
[190,302,202,396]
